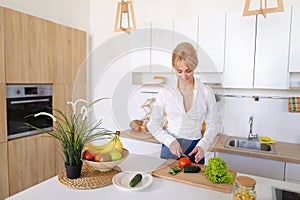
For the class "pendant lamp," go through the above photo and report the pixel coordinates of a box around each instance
[114,0,137,32]
[243,0,284,17]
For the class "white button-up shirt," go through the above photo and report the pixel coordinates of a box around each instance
[147,78,218,154]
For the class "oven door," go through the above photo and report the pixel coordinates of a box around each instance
[7,96,53,139]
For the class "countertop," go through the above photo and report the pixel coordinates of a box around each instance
[212,134,300,164]
[6,153,300,200]
[120,129,160,143]
[120,130,300,164]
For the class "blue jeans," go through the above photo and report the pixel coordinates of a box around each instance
[161,138,205,164]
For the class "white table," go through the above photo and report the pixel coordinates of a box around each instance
[6,154,300,200]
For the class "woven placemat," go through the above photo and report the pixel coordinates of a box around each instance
[58,164,121,190]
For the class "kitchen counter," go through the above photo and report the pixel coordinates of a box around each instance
[120,129,160,143]
[6,153,300,200]
[212,134,300,164]
[120,130,300,165]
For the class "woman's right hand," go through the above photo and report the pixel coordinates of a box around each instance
[169,140,182,157]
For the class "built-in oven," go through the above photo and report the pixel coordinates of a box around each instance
[6,85,53,140]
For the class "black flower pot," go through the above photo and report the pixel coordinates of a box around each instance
[65,160,83,179]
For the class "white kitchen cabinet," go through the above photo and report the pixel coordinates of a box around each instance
[198,14,226,73]
[254,10,291,89]
[145,20,173,73]
[173,17,198,47]
[130,22,152,73]
[216,152,285,180]
[223,13,256,88]
[224,9,291,89]
[130,49,152,73]
[285,162,300,184]
[289,5,300,72]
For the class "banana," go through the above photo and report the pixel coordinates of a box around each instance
[85,139,113,150]
[84,131,124,155]
[114,139,123,153]
[92,140,117,154]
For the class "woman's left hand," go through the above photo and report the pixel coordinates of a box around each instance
[188,146,204,163]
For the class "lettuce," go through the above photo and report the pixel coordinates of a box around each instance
[204,156,233,184]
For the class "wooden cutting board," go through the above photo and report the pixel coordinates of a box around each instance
[152,159,236,194]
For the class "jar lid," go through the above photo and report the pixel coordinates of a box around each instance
[235,176,256,188]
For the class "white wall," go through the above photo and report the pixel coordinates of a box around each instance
[89,0,300,145]
[0,0,90,31]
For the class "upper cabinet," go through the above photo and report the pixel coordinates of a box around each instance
[254,10,291,89]
[151,20,173,72]
[198,14,226,73]
[224,9,291,89]
[0,7,4,83]
[4,8,54,83]
[53,24,86,84]
[173,17,198,46]
[289,5,300,72]
[223,13,256,88]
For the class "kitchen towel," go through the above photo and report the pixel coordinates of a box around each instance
[288,97,300,112]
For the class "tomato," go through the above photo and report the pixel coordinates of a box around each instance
[178,157,192,168]
[83,150,95,161]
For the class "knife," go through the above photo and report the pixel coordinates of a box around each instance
[180,152,189,158]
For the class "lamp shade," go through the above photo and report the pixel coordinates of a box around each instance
[114,0,136,32]
[243,0,284,17]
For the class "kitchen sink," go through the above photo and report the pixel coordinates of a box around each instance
[224,137,276,153]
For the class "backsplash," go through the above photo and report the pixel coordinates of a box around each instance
[220,91,300,144]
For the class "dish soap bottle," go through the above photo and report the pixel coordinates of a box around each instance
[232,176,256,200]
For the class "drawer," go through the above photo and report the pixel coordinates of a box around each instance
[285,162,300,181]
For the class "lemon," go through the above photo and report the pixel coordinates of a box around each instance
[261,136,271,142]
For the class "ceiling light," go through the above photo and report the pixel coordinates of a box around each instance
[243,0,284,17]
[114,0,137,32]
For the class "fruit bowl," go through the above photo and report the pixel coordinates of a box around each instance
[83,148,129,172]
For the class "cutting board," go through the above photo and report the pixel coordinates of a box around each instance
[152,159,236,194]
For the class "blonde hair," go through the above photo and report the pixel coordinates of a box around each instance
[172,42,198,70]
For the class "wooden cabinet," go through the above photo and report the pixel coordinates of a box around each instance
[0,84,7,143]
[52,83,86,173]
[52,24,86,173]
[8,134,56,196]
[0,7,4,83]
[53,24,86,84]
[0,142,9,200]
[4,8,54,83]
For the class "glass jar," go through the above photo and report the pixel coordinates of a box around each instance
[232,176,257,200]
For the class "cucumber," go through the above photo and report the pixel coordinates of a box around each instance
[129,173,143,187]
[183,166,201,173]
[169,166,182,175]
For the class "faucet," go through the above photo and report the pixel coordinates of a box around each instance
[248,115,258,140]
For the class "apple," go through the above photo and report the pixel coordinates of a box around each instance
[109,150,123,161]
[94,153,111,162]
[83,150,95,161]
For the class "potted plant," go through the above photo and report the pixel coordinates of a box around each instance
[28,98,113,179]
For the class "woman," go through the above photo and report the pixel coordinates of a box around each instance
[147,42,218,164]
